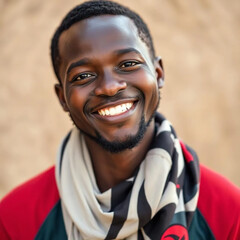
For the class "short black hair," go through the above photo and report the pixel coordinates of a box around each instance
[51,0,156,83]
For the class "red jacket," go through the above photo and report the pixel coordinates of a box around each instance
[0,165,240,239]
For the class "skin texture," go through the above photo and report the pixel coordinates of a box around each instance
[55,15,164,192]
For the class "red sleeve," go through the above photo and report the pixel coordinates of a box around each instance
[0,217,10,240]
[198,165,240,240]
[0,166,59,240]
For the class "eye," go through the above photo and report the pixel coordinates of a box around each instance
[119,60,140,71]
[120,61,138,68]
[71,72,96,83]
[74,73,93,80]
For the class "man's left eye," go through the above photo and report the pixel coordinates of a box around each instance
[119,61,139,69]
[77,73,92,79]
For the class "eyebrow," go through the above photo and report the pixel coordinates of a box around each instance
[113,48,142,56]
[67,58,90,74]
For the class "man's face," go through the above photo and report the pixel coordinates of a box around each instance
[56,15,163,151]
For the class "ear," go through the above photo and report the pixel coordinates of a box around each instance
[154,56,165,89]
[54,84,69,112]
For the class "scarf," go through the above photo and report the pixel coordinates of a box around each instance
[55,113,199,240]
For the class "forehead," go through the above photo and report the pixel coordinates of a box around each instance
[58,15,149,63]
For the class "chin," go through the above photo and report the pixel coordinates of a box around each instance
[70,104,157,153]
[90,115,147,153]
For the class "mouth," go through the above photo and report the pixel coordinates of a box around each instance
[92,99,138,119]
[98,102,134,116]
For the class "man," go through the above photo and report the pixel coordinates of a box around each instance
[0,1,239,239]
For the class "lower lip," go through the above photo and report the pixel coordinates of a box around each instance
[93,101,138,123]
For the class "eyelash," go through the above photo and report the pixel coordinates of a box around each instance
[72,72,95,82]
[119,60,140,69]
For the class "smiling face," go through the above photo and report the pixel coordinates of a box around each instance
[56,15,164,152]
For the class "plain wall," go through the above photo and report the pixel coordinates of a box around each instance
[0,0,239,197]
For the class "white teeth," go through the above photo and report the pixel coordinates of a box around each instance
[116,105,122,113]
[109,108,116,115]
[98,102,133,116]
[105,109,110,116]
[126,103,131,109]
[100,109,105,116]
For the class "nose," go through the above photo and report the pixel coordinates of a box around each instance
[94,70,127,96]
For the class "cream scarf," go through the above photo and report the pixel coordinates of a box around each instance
[55,113,199,239]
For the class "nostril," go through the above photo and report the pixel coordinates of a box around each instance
[94,80,127,96]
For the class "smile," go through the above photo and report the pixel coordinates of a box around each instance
[98,102,133,116]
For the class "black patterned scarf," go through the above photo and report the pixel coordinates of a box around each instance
[55,113,200,239]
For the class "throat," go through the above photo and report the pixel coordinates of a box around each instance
[90,150,143,192]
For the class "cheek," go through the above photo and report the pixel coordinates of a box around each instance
[145,81,159,117]
[66,87,87,115]
[136,70,159,119]
[132,70,159,104]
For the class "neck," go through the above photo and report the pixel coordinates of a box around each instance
[85,121,155,192]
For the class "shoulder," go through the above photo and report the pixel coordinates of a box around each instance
[0,166,59,240]
[198,164,240,240]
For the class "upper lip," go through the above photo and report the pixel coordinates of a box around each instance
[90,98,139,114]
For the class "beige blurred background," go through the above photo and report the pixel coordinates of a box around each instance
[0,0,239,197]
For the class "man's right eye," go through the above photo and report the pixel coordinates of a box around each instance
[71,72,96,83]
[74,73,92,80]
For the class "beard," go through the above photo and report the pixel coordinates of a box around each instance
[94,114,147,153]
[69,93,160,153]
